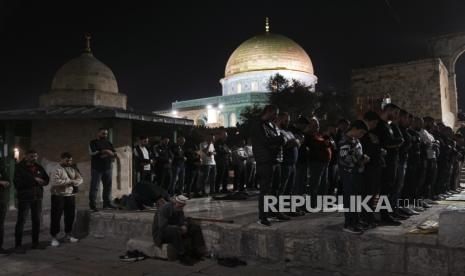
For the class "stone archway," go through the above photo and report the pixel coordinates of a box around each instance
[429,32,465,121]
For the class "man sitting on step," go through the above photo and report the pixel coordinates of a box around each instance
[152,195,206,266]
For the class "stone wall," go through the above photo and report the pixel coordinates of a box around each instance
[30,119,133,207]
[351,58,456,127]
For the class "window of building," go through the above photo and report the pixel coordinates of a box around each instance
[251,81,258,91]
[237,83,242,94]
[229,113,237,127]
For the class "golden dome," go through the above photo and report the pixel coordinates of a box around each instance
[225,33,314,77]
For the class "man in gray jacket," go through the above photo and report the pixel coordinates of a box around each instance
[152,195,205,266]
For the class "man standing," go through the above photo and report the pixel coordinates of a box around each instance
[338,121,369,234]
[171,136,187,195]
[184,136,202,197]
[214,129,232,193]
[152,195,206,266]
[133,136,153,183]
[305,117,332,207]
[50,152,82,247]
[14,150,49,253]
[372,103,404,225]
[200,135,216,195]
[250,105,287,226]
[276,112,300,198]
[154,136,174,192]
[0,159,10,254]
[89,128,117,211]
[289,117,309,197]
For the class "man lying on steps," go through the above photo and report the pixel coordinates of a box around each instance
[152,195,206,266]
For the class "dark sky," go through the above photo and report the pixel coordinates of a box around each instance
[2,0,465,112]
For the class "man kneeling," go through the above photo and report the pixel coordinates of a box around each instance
[152,195,206,266]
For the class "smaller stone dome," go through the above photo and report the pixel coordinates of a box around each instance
[51,52,118,94]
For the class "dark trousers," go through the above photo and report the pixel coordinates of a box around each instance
[246,162,257,189]
[50,195,76,237]
[233,162,247,191]
[157,167,173,192]
[340,169,361,227]
[257,163,281,220]
[89,168,112,208]
[393,158,408,209]
[380,157,398,219]
[201,165,216,194]
[281,164,296,195]
[309,162,328,207]
[136,170,152,183]
[160,223,206,257]
[215,162,229,193]
[171,164,185,196]
[15,200,42,247]
[294,163,308,195]
[422,159,437,198]
[185,165,200,196]
[0,202,7,248]
[362,165,381,222]
[403,160,420,201]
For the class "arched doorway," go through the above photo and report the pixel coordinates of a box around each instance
[430,33,465,125]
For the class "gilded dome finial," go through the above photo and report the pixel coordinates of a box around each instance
[84,33,92,53]
[265,17,270,33]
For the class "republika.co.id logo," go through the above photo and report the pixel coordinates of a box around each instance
[263,195,394,213]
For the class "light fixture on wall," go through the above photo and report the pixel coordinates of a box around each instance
[218,104,224,109]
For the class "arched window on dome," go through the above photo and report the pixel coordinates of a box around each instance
[236,83,242,94]
[229,113,237,127]
[251,81,258,92]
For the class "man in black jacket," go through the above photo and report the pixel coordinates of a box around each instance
[214,129,232,193]
[14,150,49,253]
[372,103,404,225]
[171,136,187,195]
[250,105,287,227]
[0,159,10,254]
[89,128,117,211]
[154,136,174,192]
[133,136,154,183]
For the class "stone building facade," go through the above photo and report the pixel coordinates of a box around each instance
[351,58,454,127]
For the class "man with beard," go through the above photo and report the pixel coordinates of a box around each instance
[14,150,50,253]
[276,112,301,215]
[421,117,439,203]
[289,117,309,197]
[250,105,288,226]
[360,111,382,228]
[154,136,174,193]
[171,136,187,195]
[372,103,404,226]
[214,129,232,194]
[133,136,154,183]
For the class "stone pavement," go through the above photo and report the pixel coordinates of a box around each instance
[0,235,339,276]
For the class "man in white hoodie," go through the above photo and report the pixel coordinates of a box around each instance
[50,152,83,247]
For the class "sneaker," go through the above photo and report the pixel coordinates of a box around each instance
[257,218,272,227]
[51,238,60,247]
[31,243,47,250]
[66,235,79,243]
[343,225,364,234]
[272,212,291,221]
[119,251,138,262]
[179,255,195,266]
[14,246,26,254]
[103,204,117,210]
[379,217,402,226]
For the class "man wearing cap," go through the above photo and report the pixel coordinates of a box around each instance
[152,195,205,266]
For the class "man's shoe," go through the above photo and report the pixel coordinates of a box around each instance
[90,205,99,212]
[51,238,60,247]
[273,212,291,221]
[421,201,431,208]
[179,255,195,266]
[103,203,117,210]
[379,216,402,226]
[66,235,79,243]
[14,246,26,254]
[343,225,364,234]
[119,251,138,262]
[31,243,46,250]
[257,218,272,227]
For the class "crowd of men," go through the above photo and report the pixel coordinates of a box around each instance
[0,101,464,260]
[251,104,465,233]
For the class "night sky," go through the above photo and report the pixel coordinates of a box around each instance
[2,1,465,112]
